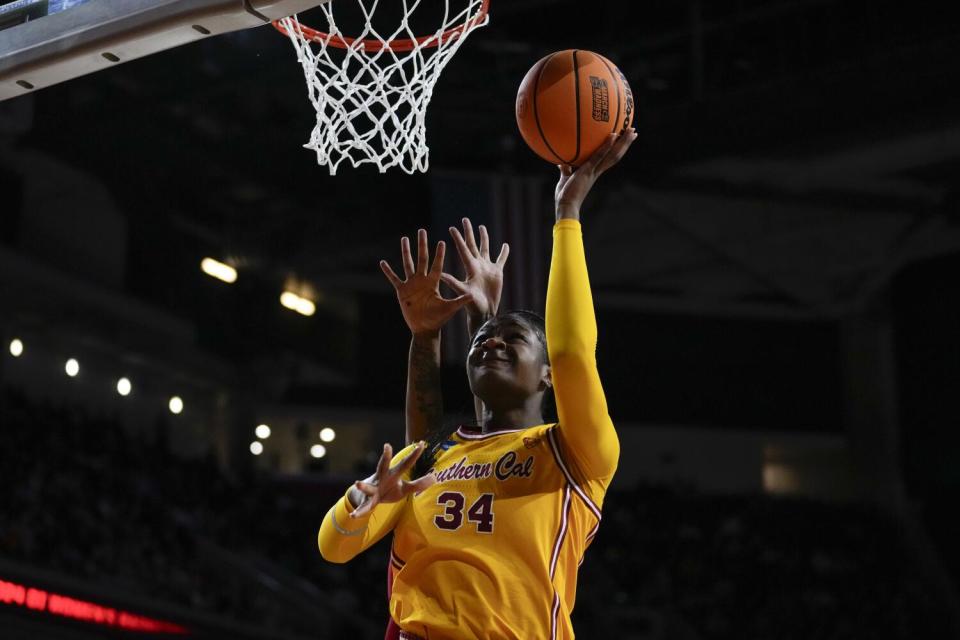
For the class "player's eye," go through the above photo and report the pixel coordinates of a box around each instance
[507,333,526,342]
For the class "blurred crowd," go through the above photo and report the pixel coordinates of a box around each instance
[573,487,950,639]
[0,388,372,637]
[0,388,953,639]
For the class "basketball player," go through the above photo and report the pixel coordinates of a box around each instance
[318,128,637,639]
[377,217,509,640]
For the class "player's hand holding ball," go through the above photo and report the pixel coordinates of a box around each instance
[515,48,637,218]
[555,130,637,220]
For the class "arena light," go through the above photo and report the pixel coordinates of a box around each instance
[319,427,336,443]
[168,396,184,415]
[295,296,316,316]
[116,377,132,396]
[250,441,264,455]
[65,358,79,377]
[255,424,271,439]
[200,257,237,284]
[9,338,23,357]
[280,291,300,311]
[280,291,316,317]
[310,444,326,459]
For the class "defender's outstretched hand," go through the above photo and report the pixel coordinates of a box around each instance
[381,229,473,336]
[555,128,638,220]
[442,218,509,321]
[350,442,436,518]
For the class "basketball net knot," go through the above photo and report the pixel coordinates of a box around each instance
[278,0,489,175]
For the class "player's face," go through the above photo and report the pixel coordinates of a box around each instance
[466,317,550,405]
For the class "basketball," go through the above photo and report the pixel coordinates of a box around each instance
[516,50,634,167]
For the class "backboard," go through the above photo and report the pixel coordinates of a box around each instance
[0,0,329,101]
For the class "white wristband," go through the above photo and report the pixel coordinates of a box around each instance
[330,507,367,537]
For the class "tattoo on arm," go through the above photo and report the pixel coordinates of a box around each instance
[406,334,443,444]
[412,339,442,427]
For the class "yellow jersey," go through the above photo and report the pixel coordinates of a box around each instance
[319,220,619,640]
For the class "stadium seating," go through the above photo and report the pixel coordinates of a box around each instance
[1,388,953,638]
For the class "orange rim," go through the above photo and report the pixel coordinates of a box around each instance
[272,0,489,52]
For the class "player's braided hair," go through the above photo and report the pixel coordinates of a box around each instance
[413,310,555,479]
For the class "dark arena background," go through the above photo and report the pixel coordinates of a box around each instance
[2,0,960,638]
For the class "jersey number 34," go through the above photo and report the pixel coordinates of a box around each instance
[434,492,494,534]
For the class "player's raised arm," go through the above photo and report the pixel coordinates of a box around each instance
[318,441,435,563]
[546,130,637,483]
[443,218,510,423]
[380,231,472,445]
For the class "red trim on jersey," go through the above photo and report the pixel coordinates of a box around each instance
[549,486,572,580]
[546,426,603,521]
[549,592,562,640]
[390,548,406,570]
[385,560,399,640]
[385,618,402,640]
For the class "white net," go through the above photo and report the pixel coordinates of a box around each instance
[278,0,489,175]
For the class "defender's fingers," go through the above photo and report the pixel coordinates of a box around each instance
[461,218,480,257]
[439,272,468,293]
[478,225,490,259]
[445,293,474,307]
[416,228,429,275]
[400,236,415,277]
[379,260,403,288]
[495,243,510,267]
[375,443,393,480]
[402,473,437,495]
[430,241,446,275]
[354,481,378,496]
[350,498,376,519]
[558,164,573,177]
[437,294,473,323]
[448,227,472,267]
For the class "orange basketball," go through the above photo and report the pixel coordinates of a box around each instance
[516,50,634,167]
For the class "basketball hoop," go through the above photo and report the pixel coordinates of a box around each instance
[274,0,490,175]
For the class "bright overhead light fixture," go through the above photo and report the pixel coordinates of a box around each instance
[169,396,184,415]
[319,427,336,443]
[250,441,264,455]
[310,444,326,459]
[295,297,316,316]
[280,291,316,317]
[201,258,237,284]
[65,358,79,377]
[280,291,300,311]
[9,339,23,357]
[255,424,271,439]
[117,377,132,396]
